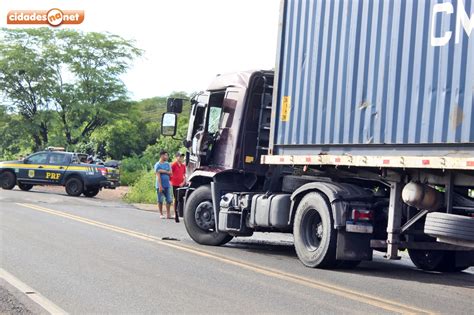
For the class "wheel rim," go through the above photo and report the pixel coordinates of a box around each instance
[410,250,445,270]
[301,209,324,252]
[194,201,215,231]
[69,181,79,193]
[1,174,12,188]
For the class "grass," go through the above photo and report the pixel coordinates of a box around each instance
[123,170,157,204]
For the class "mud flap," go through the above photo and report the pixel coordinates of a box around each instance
[336,230,373,261]
[176,187,187,217]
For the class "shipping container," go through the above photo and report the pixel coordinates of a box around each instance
[270,0,474,157]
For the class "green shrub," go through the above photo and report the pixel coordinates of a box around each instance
[120,170,143,186]
[123,170,157,204]
[120,155,152,186]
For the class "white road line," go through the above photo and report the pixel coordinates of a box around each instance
[0,268,67,315]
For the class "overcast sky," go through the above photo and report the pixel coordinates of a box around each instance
[1,0,281,100]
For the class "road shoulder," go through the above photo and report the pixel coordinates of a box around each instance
[0,278,48,315]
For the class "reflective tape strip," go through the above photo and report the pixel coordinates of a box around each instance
[0,164,63,170]
[0,164,91,172]
[261,155,474,170]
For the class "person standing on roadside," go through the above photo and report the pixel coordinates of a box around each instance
[155,150,173,219]
[170,152,186,223]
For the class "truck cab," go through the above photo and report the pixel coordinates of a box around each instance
[179,70,274,178]
[162,70,276,243]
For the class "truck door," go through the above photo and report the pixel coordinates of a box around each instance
[45,152,69,184]
[202,92,225,163]
[187,97,207,171]
[193,91,225,167]
[18,152,49,183]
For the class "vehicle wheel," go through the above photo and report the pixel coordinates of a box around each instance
[65,177,84,196]
[408,249,470,272]
[18,183,33,191]
[183,185,233,246]
[424,212,474,242]
[83,187,100,198]
[0,171,16,190]
[293,192,338,268]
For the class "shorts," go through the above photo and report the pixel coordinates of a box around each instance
[157,187,173,204]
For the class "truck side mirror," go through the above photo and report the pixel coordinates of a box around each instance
[161,112,177,136]
[167,98,184,113]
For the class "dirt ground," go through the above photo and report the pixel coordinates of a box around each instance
[30,185,163,212]
[37,185,129,201]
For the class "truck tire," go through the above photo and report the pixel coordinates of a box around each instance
[293,192,338,268]
[65,177,84,197]
[18,183,33,191]
[424,212,474,242]
[83,187,100,198]
[184,185,233,246]
[408,249,470,272]
[0,171,16,190]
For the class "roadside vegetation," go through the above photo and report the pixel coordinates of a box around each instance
[0,28,191,202]
[122,170,157,204]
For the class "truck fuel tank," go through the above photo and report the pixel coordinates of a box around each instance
[250,194,291,229]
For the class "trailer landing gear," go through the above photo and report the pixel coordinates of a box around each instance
[386,182,402,260]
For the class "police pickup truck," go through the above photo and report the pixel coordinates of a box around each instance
[0,150,119,197]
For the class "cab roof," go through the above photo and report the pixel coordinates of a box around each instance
[207,70,273,91]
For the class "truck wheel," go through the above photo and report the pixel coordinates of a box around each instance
[65,177,84,196]
[184,185,233,246]
[0,171,16,190]
[424,212,474,242]
[83,187,100,198]
[18,183,33,191]
[293,192,338,268]
[408,249,469,272]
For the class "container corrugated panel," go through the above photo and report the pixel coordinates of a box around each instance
[271,0,474,156]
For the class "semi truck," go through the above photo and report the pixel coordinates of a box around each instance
[161,0,474,271]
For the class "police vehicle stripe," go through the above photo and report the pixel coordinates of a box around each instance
[1,163,93,172]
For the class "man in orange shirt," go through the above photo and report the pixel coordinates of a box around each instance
[170,152,186,223]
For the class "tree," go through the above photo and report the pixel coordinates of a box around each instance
[0,28,143,150]
[0,29,56,149]
[0,106,33,159]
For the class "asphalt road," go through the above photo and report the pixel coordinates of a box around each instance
[1,187,473,314]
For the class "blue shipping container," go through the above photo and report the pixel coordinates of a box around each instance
[271,0,474,157]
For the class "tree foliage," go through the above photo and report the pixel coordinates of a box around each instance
[0,27,142,150]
